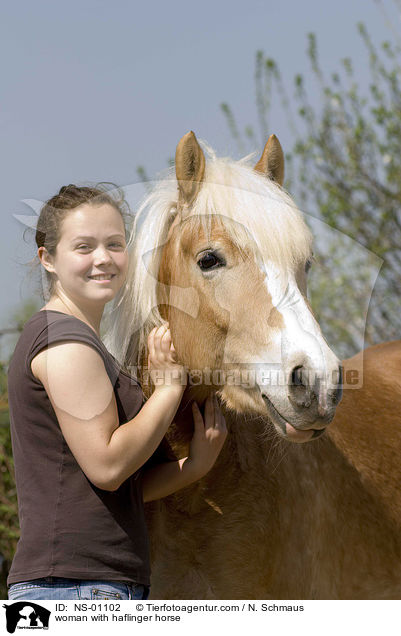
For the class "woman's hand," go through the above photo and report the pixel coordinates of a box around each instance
[141,395,228,502]
[187,395,228,479]
[147,323,186,390]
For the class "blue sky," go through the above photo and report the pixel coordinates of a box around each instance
[0,0,397,349]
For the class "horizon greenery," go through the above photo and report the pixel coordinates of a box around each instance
[221,23,400,358]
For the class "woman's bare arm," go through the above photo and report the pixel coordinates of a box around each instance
[31,325,186,491]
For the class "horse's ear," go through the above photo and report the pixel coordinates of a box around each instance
[175,131,205,204]
[254,134,284,186]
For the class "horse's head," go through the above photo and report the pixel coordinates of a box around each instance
[110,132,342,443]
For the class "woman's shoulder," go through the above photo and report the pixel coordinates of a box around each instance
[10,310,106,375]
[12,309,135,384]
[21,309,90,331]
[25,310,101,343]
[27,309,95,329]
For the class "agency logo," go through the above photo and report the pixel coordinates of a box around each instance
[2,603,51,633]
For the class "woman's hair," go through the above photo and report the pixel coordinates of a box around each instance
[36,183,130,297]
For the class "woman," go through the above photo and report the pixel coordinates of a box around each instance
[7,184,227,600]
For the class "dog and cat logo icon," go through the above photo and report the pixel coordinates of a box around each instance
[2,602,51,633]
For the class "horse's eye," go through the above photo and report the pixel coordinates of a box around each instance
[305,258,313,274]
[197,251,225,271]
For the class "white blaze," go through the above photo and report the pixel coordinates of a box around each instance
[257,265,340,407]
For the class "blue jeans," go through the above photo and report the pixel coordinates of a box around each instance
[8,576,150,600]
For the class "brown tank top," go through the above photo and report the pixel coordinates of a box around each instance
[7,310,150,586]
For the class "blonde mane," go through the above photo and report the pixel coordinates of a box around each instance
[105,143,312,368]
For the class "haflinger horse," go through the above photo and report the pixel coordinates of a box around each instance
[107,132,401,599]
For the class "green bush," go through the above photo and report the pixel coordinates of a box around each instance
[0,364,18,599]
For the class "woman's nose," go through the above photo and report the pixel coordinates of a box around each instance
[93,245,112,265]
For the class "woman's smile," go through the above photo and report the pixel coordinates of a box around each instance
[88,273,117,282]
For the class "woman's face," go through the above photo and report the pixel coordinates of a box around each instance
[47,203,128,307]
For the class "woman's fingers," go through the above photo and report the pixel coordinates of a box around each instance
[147,322,186,390]
[203,395,215,430]
[192,395,227,432]
[147,327,157,360]
[148,324,171,361]
[160,327,172,355]
[216,401,227,432]
[209,396,227,433]
[169,342,178,362]
[153,324,168,354]
[191,402,204,431]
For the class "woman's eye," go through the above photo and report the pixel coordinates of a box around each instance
[197,252,225,271]
[76,245,91,251]
[305,258,313,274]
[109,243,125,249]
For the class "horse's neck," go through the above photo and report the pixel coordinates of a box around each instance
[328,343,401,525]
[146,382,269,478]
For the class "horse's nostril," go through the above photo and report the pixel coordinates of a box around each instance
[291,365,305,387]
[289,365,313,409]
[332,365,344,405]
